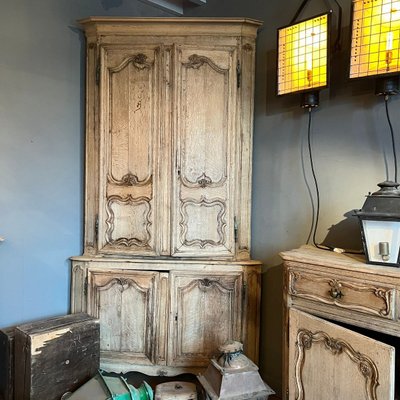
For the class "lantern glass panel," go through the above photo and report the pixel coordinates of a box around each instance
[362,219,400,264]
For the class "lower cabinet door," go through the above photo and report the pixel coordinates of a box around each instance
[168,271,243,367]
[288,309,395,400]
[87,269,162,366]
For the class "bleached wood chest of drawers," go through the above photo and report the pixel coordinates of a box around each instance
[281,246,400,400]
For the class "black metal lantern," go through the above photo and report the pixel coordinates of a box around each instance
[354,181,400,266]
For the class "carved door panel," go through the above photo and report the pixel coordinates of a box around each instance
[98,46,166,256]
[171,46,237,258]
[168,271,243,367]
[288,309,395,400]
[87,269,163,366]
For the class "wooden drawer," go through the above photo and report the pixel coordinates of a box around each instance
[287,267,396,320]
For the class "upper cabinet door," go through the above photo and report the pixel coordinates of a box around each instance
[288,309,395,400]
[171,46,237,258]
[98,46,165,256]
[81,19,260,259]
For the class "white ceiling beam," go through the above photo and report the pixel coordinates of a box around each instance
[139,0,206,15]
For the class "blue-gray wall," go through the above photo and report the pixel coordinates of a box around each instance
[1,0,398,395]
[0,0,169,326]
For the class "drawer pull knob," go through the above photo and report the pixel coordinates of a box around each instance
[330,288,343,299]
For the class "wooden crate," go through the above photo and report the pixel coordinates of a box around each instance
[14,313,99,400]
[0,327,15,400]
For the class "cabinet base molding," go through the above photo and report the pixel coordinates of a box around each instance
[100,360,204,377]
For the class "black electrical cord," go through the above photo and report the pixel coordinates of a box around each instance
[384,95,398,183]
[332,0,342,52]
[306,107,364,255]
[306,107,325,250]
[305,108,315,245]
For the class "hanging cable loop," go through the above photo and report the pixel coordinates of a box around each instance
[289,0,342,53]
[290,0,310,24]
[331,0,342,52]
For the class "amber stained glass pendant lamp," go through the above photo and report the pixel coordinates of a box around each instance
[350,0,400,95]
[277,12,330,107]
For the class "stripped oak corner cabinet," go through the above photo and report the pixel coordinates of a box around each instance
[281,246,400,400]
[71,18,262,376]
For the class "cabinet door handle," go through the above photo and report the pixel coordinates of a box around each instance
[329,288,343,299]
